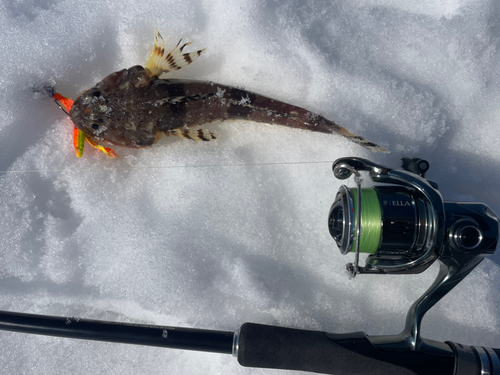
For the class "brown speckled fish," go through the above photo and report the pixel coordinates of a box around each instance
[65,29,388,157]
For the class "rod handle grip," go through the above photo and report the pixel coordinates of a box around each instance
[237,323,440,374]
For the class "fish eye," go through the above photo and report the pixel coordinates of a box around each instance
[92,91,101,97]
[91,123,100,130]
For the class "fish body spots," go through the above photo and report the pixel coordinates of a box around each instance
[146,93,213,106]
[229,88,257,104]
[215,87,226,98]
[94,125,107,135]
[119,81,131,90]
[224,88,259,119]
[125,122,137,131]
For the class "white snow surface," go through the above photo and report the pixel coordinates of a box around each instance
[1,0,500,374]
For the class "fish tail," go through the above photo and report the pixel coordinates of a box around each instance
[308,116,390,153]
[220,88,389,153]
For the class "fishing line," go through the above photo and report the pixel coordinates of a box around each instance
[0,160,335,174]
[350,188,381,254]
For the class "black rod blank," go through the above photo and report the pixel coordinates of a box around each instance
[0,310,234,354]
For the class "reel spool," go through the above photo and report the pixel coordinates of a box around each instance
[328,157,499,276]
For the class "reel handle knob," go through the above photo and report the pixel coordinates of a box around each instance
[401,158,430,178]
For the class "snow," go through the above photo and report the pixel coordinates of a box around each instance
[1,0,500,373]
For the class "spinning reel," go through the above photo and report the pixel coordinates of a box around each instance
[328,157,500,355]
[329,157,499,276]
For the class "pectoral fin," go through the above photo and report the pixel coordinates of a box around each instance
[165,128,216,141]
[145,28,205,78]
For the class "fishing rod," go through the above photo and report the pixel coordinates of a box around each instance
[0,157,498,374]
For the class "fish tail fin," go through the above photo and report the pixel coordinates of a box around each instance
[165,128,216,141]
[145,28,205,78]
[334,124,390,153]
[286,113,390,153]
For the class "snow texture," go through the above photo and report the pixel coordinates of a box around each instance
[1,0,500,373]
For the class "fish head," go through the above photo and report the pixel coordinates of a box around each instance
[69,85,112,140]
[69,66,159,148]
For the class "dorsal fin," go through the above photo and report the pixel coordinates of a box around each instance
[144,28,205,78]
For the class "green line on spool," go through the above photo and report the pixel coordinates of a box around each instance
[351,188,381,254]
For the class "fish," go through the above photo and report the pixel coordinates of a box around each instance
[58,29,389,158]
